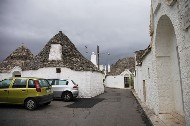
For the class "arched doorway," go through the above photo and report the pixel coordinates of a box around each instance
[12,71,21,77]
[155,15,184,116]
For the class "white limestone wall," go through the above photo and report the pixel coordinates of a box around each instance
[180,30,190,125]
[133,57,138,93]
[134,51,159,114]
[104,75,124,89]
[141,52,159,114]
[89,72,104,97]
[90,52,97,66]
[22,67,104,98]
[0,67,104,98]
[170,28,184,116]
[152,1,190,125]
[0,66,22,81]
[134,66,143,98]
[0,73,10,81]
[49,44,62,61]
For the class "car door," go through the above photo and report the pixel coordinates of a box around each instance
[52,80,68,98]
[0,79,12,103]
[8,79,28,104]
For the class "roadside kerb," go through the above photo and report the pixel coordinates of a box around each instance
[131,89,166,126]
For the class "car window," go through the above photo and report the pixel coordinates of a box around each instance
[55,80,59,85]
[12,79,27,88]
[71,80,77,85]
[0,79,12,88]
[38,79,50,87]
[48,79,54,85]
[58,80,68,85]
[28,80,36,88]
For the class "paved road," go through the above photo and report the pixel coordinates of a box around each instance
[0,88,151,126]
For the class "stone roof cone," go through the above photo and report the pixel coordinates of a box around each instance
[108,57,135,76]
[24,31,98,71]
[0,45,34,72]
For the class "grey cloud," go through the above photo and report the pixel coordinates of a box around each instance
[0,0,150,64]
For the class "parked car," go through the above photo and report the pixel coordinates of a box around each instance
[0,77,53,110]
[48,79,78,102]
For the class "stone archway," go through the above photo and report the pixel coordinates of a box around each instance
[12,71,21,77]
[155,15,184,116]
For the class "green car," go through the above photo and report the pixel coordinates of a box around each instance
[0,77,53,110]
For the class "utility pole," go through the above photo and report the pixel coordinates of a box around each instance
[97,45,99,70]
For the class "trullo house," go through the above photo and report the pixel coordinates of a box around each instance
[0,31,104,98]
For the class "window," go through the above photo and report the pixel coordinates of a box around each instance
[0,79,12,88]
[58,80,68,85]
[15,75,21,77]
[47,79,54,85]
[28,80,36,88]
[12,79,27,88]
[38,79,50,87]
[148,68,150,78]
[56,68,61,73]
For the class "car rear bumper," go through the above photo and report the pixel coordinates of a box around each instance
[34,94,54,105]
[72,90,79,98]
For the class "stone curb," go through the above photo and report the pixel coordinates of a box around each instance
[131,89,166,126]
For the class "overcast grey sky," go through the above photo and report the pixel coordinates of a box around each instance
[0,0,150,65]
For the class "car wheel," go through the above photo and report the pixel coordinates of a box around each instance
[25,98,37,110]
[62,92,73,102]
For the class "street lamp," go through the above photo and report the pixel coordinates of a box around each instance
[97,45,110,70]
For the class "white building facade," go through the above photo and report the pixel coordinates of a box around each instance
[105,69,132,89]
[0,67,104,98]
[134,1,190,125]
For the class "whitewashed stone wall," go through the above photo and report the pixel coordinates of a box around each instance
[135,1,190,125]
[143,51,159,114]
[134,66,142,99]
[149,1,190,125]
[89,72,104,97]
[105,76,125,89]
[0,66,22,81]
[90,52,97,66]
[49,44,62,61]
[0,67,104,98]
[105,71,131,89]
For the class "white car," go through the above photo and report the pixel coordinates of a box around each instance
[48,79,78,102]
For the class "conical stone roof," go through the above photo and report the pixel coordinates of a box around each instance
[23,31,98,71]
[108,57,135,76]
[0,45,34,73]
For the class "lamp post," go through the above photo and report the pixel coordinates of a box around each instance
[97,45,110,70]
[97,45,100,70]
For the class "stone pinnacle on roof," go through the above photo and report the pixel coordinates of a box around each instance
[0,45,34,73]
[24,31,98,71]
